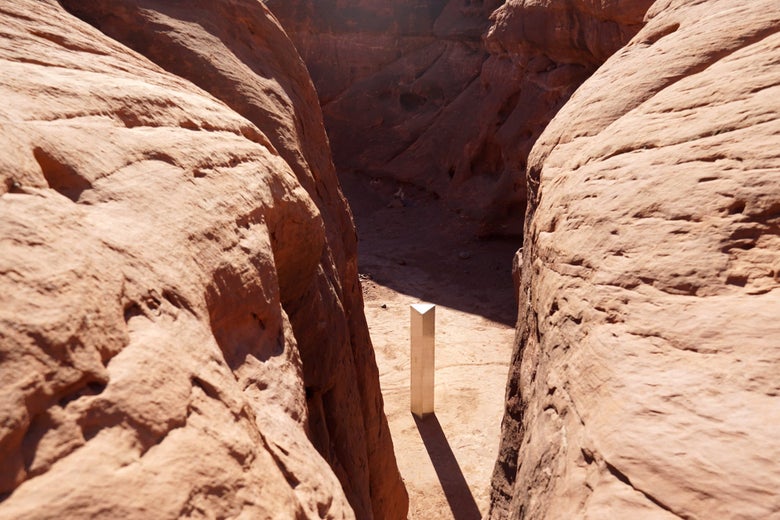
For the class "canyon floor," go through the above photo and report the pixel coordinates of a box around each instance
[341,172,519,519]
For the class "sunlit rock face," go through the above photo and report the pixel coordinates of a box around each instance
[267,0,650,236]
[489,0,780,517]
[0,1,406,518]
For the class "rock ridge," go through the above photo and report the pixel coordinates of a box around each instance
[489,0,780,517]
[0,1,406,518]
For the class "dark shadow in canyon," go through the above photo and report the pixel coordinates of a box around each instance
[414,413,482,520]
[341,171,519,326]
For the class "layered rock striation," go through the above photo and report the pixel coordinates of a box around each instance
[0,0,405,518]
[268,0,651,235]
[490,0,780,517]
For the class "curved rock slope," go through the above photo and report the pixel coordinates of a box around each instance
[490,0,780,518]
[268,0,650,235]
[0,1,406,518]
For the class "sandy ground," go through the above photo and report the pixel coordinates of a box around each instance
[341,173,521,519]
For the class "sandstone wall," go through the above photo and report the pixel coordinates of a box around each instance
[489,0,780,517]
[0,1,405,518]
[267,0,650,235]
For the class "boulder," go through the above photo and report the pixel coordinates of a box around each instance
[489,0,780,517]
[0,1,406,518]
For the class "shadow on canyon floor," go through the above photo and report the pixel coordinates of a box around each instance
[414,414,482,520]
[340,171,520,327]
[350,169,518,517]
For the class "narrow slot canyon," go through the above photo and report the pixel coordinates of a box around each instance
[1,1,779,519]
[264,1,650,516]
[341,171,518,519]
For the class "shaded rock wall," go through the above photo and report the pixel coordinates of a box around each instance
[0,0,406,518]
[489,0,780,517]
[267,0,650,235]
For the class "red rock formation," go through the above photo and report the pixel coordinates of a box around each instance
[0,0,406,518]
[489,0,780,517]
[268,0,650,235]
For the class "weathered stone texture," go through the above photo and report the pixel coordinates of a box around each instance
[268,0,651,236]
[489,0,780,518]
[0,1,406,518]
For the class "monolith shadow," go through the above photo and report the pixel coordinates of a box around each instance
[414,414,481,520]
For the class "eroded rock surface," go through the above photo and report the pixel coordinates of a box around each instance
[0,1,406,518]
[268,0,650,235]
[490,0,780,517]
